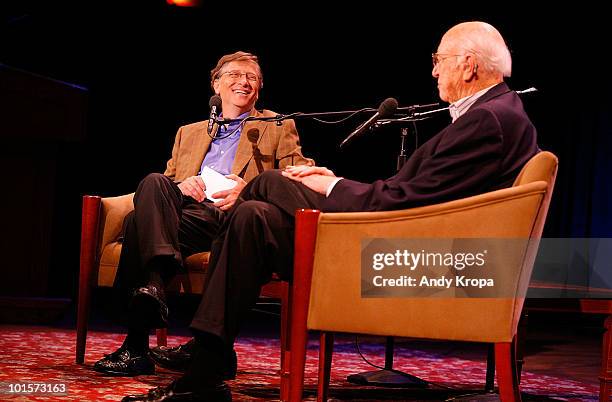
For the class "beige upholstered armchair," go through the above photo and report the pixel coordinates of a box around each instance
[76,192,293,398]
[287,151,558,402]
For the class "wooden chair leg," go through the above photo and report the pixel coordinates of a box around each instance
[600,315,612,402]
[288,210,320,402]
[495,341,521,402]
[76,195,101,364]
[280,281,291,402]
[317,332,334,402]
[516,311,528,382]
[156,328,167,347]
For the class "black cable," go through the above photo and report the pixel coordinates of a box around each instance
[352,336,458,391]
[311,108,373,124]
[353,335,386,371]
[252,301,282,317]
[251,308,281,317]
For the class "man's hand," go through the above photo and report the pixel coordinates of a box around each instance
[177,176,206,202]
[212,174,247,211]
[283,165,335,178]
[282,165,338,195]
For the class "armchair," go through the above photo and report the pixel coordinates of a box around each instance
[76,192,293,398]
[287,151,558,402]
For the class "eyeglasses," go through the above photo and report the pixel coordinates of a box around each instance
[432,53,465,67]
[220,70,260,83]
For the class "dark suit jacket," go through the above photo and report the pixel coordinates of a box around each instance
[322,82,539,212]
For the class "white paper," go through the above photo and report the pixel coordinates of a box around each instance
[200,166,237,203]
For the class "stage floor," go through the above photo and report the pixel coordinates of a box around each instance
[0,308,602,401]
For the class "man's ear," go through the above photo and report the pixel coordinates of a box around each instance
[213,78,220,94]
[463,55,478,80]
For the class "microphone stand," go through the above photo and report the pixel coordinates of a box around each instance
[396,127,409,172]
[346,121,429,389]
[222,104,439,388]
[214,103,441,126]
[219,103,441,388]
[215,108,377,126]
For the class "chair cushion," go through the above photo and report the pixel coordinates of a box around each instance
[98,242,123,287]
[168,252,210,293]
[97,244,210,288]
[184,252,210,272]
[97,246,282,296]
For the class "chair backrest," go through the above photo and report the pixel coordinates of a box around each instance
[306,151,558,343]
[510,151,558,323]
[512,151,558,242]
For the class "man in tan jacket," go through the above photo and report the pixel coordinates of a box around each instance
[94,51,312,377]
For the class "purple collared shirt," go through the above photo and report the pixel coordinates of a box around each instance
[199,110,250,176]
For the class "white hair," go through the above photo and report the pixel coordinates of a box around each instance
[452,22,512,77]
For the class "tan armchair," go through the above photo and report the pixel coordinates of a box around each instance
[76,191,293,398]
[287,151,558,402]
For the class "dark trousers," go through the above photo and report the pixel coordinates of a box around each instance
[190,170,325,344]
[114,173,226,300]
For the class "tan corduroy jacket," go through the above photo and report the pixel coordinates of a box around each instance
[164,109,314,182]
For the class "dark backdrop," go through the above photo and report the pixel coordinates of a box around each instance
[1,2,610,300]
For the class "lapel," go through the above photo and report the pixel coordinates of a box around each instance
[231,109,268,176]
[189,123,216,176]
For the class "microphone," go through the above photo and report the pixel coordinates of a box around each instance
[340,97,398,148]
[207,95,222,135]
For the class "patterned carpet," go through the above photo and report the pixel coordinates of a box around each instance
[0,325,599,401]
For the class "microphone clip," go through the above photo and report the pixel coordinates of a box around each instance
[275,114,284,126]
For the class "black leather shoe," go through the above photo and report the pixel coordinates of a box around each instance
[121,380,231,402]
[149,339,237,379]
[93,346,155,376]
[149,339,194,372]
[130,284,169,329]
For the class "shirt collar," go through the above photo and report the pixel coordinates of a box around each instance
[219,110,252,133]
[448,84,496,122]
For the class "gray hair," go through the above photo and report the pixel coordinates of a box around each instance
[452,22,512,77]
